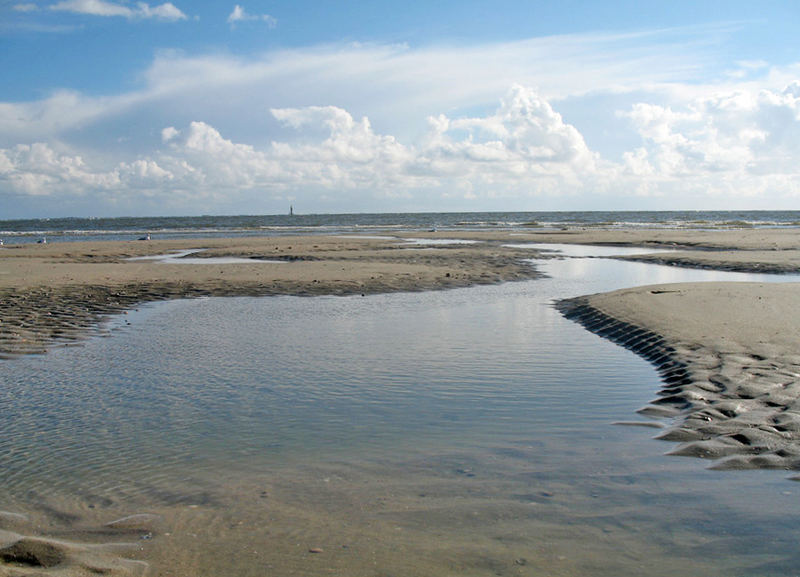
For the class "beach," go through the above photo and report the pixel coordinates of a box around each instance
[3,227,800,464]
[3,226,800,576]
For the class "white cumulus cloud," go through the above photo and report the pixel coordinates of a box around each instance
[4,71,800,212]
[136,2,186,21]
[622,83,800,186]
[161,126,180,142]
[1,85,606,206]
[429,84,597,169]
[0,142,119,196]
[147,86,603,200]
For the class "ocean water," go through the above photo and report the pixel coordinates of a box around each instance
[1,210,800,244]
[1,247,800,576]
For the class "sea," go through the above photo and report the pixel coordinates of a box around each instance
[1,210,800,244]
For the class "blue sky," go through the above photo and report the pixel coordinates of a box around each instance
[2,1,800,217]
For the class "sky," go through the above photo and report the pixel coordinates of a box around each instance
[2,1,800,218]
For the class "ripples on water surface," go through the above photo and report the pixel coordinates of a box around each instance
[2,249,800,575]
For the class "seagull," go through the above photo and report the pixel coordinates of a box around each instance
[37,237,47,244]
[138,233,151,241]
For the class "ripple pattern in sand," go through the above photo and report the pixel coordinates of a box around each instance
[557,296,800,471]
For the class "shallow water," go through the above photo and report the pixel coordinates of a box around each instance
[2,248,800,575]
[503,242,674,257]
[127,249,283,264]
[400,238,481,245]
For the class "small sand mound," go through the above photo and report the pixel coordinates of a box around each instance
[0,538,66,567]
[0,520,150,577]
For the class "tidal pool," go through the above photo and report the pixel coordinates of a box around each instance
[1,248,799,576]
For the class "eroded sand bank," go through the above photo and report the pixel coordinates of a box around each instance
[559,282,800,472]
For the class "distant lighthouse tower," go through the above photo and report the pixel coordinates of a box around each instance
[289,205,294,216]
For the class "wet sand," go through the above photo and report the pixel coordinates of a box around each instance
[523,227,800,471]
[1,446,770,577]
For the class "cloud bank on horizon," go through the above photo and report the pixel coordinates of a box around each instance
[2,1,800,217]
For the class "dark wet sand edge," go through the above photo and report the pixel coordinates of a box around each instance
[618,253,800,275]
[557,296,692,421]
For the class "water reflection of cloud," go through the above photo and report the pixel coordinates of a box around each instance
[127,249,283,264]
[505,242,672,257]
[539,256,800,297]
[402,238,481,246]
